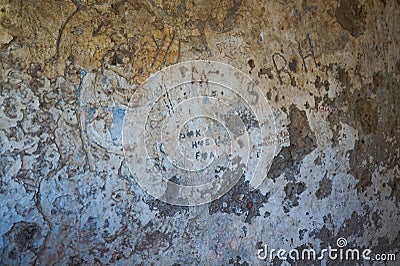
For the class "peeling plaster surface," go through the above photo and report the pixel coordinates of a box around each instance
[0,0,399,265]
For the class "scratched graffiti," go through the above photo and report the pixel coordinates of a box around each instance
[271,35,318,87]
[122,60,279,206]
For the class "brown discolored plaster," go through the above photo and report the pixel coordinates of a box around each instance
[395,59,400,75]
[208,176,270,224]
[1,222,44,262]
[335,65,352,89]
[315,172,332,200]
[143,195,189,218]
[328,70,399,192]
[207,0,243,33]
[287,106,317,162]
[373,233,400,257]
[310,211,365,248]
[283,181,306,213]
[268,105,317,181]
[354,98,378,134]
[134,228,172,254]
[314,75,330,92]
[335,0,367,38]
[288,56,299,73]
[387,177,400,203]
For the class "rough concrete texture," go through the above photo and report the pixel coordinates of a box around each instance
[0,0,399,265]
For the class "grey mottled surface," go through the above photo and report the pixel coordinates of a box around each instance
[0,0,399,265]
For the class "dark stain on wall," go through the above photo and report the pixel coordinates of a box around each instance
[208,176,270,224]
[328,69,399,193]
[208,0,243,33]
[143,196,189,218]
[335,0,367,38]
[336,65,351,89]
[268,105,317,181]
[1,222,44,261]
[283,181,306,213]
[310,211,364,248]
[315,172,332,200]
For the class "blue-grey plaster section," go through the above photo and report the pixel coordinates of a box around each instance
[110,105,126,146]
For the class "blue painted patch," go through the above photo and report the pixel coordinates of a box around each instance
[76,69,88,105]
[101,76,109,87]
[86,107,96,122]
[109,104,126,146]
[80,69,88,78]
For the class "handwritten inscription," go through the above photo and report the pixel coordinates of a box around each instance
[215,34,319,87]
[264,130,290,146]
[272,34,318,86]
[318,104,332,113]
[179,128,216,162]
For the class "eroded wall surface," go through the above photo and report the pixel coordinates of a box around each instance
[0,0,399,265]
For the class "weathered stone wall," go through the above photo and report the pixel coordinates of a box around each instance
[0,0,399,265]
